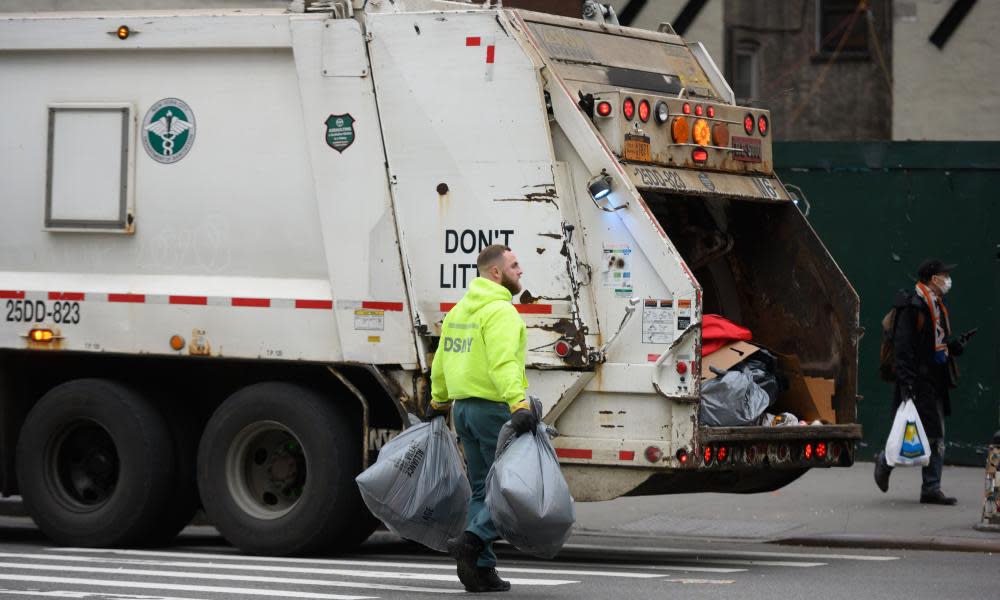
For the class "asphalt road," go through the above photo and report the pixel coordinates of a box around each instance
[0,519,996,600]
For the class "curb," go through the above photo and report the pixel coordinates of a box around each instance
[776,534,1000,554]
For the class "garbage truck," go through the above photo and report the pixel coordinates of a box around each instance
[0,0,862,555]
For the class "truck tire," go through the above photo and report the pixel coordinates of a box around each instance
[197,382,365,555]
[146,406,202,544]
[15,379,175,547]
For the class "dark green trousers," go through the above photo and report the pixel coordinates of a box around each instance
[453,397,509,567]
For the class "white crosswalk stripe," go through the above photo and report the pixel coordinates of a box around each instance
[0,541,876,598]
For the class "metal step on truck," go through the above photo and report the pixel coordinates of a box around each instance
[0,0,862,555]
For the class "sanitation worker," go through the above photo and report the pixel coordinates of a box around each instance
[428,244,537,593]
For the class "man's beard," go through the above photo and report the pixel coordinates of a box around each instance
[500,273,521,295]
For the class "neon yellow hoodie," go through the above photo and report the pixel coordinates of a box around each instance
[430,277,529,413]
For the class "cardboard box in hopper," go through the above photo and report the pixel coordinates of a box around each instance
[701,341,837,424]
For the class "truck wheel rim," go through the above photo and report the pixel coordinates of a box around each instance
[226,421,307,520]
[48,420,119,509]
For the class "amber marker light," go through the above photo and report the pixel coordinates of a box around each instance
[692,118,711,146]
[671,116,690,143]
[712,122,730,147]
[117,25,130,40]
[29,328,55,343]
[169,335,186,351]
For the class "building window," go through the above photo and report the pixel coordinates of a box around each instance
[733,44,758,104]
[816,0,870,57]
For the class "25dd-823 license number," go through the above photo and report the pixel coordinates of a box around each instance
[5,299,80,324]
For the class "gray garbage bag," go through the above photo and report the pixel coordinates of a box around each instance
[355,415,470,552]
[699,366,772,426]
[486,397,575,559]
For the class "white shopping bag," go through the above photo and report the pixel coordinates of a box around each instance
[884,398,931,467]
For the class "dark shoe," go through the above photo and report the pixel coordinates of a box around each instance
[473,567,511,592]
[873,452,892,493]
[920,490,957,505]
[446,531,484,591]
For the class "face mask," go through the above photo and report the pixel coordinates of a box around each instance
[936,275,952,295]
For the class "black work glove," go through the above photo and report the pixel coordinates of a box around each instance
[423,404,450,422]
[510,407,538,435]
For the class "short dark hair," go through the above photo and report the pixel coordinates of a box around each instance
[476,244,511,271]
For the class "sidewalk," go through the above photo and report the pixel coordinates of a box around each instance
[572,461,1000,553]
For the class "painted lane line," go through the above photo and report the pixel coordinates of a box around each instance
[0,590,210,600]
[556,542,901,561]
[0,561,463,593]
[0,556,575,587]
[647,559,827,568]
[0,575,374,600]
[43,548,688,577]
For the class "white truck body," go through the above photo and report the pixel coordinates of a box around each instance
[0,1,861,554]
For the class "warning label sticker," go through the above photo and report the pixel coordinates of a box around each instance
[642,299,675,344]
[354,309,385,331]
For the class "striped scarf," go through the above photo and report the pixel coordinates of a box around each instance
[915,282,950,364]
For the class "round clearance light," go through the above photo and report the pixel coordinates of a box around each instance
[638,99,650,122]
[169,334,186,351]
[645,446,664,463]
[671,117,690,143]
[744,113,755,135]
[694,104,704,116]
[117,25,130,40]
[712,122,730,147]
[692,148,708,163]
[675,361,688,375]
[758,114,770,137]
[707,105,716,118]
[717,445,728,463]
[682,102,692,115]
[693,118,711,146]
[676,448,689,464]
[554,340,572,357]
[804,443,814,460]
[654,101,669,124]
[596,101,613,117]
[623,97,636,120]
[703,446,713,465]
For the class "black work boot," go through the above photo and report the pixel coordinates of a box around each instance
[446,531,484,591]
[474,567,511,593]
[920,489,958,505]
[873,451,892,493]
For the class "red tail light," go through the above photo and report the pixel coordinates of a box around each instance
[675,361,688,375]
[596,101,612,117]
[817,442,828,459]
[638,99,650,122]
[804,443,813,460]
[717,446,728,462]
[692,148,708,163]
[676,448,689,464]
[682,102,692,115]
[757,114,769,136]
[744,113,755,134]
[554,340,571,357]
[694,104,703,116]
[623,97,635,120]
[707,106,715,118]
[703,446,713,465]
[645,445,663,463]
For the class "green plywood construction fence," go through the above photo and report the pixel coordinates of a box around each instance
[774,142,1000,466]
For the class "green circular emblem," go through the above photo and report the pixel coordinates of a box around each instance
[142,98,196,164]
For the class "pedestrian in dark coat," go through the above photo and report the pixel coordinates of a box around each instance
[874,259,973,505]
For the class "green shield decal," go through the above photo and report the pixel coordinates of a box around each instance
[325,113,355,153]
[142,98,196,164]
